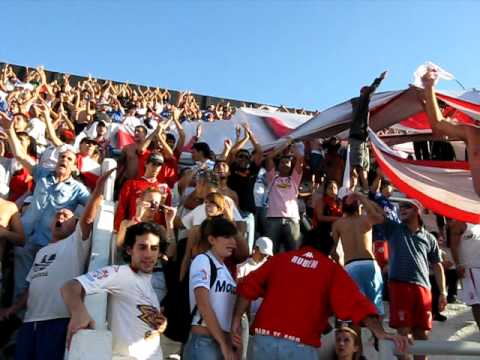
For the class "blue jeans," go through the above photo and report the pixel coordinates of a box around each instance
[251,335,318,360]
[15,318,69,360]
[183,333,223,360]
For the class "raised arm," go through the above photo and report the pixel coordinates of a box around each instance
[244,123,263,166]
[171,106,186,152]
[354,192,385,225]
[291,142,304,174]
[0,112,35,174]
[39,103,64,147]
[265,138,292,171]
[421,69,466,140]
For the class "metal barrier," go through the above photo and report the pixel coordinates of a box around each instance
[379,339,480,359]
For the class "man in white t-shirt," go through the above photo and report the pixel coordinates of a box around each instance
[61,221,169,360]
[1,169,112,360]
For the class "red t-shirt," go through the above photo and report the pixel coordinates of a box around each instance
[237,246,378,347]
[136,150,178,188]
[114,177,172,231]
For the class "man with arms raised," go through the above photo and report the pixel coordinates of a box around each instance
[0,112,90,300]
[0,170,112,360]
[61,220,172,360]
[332,192,386,353]
[422,69,480,196]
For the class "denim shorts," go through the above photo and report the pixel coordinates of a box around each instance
[183,332,223,360]
[251,335,318,360]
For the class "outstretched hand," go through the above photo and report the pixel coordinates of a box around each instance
[383,333,412,354]
[421,68,439,88]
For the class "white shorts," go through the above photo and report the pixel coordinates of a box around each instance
[459,268,480,305]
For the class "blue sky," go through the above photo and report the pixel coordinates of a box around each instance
[1,1,478,110]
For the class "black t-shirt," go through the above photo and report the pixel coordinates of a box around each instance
[227,162,260,214]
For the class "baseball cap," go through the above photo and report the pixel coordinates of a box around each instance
[147,153,164,165]
[255,237,273,256]
[80,137,97,145]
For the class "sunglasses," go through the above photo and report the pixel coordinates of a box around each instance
[237,153,250,160]
[399,203,413,210]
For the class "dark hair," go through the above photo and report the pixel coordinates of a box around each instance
[300,227,334,256]
[123,222,162,262]
[165,133,176,142]
[16,131,37,158]
[134,125,148,134]
[199,217,238,251]
[192,142,211,158]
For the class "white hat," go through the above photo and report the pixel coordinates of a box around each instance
[255,237,274,256]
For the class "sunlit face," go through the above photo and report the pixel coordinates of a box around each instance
[208,235,236,259]
[18,134,31,152]
[381,184,393,198]
[50,208,76,241]
[56,150,76,178]
[326,182,338,197]
[205,200,222,217]
[13,114,28,132]
[214,162,229,178]
[134,127,147,142]
[335,330,359,359]
[79,140,96,157]
[278,157,292,176]
[127,233,160,273]
[144,161,162,178]
[398,202,417,222]
[97,125,107,137]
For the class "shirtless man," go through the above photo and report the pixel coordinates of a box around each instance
[0,198,25,284]
[332,192,385,351]
[422,69,480,197]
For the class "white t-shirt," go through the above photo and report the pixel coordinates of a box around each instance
[189,251,237,332]
[181,197,243,230]
[76,265,162,360]
[236,257,267,320]
[459,223,480,268]
[28,117,47,147]
[24,224,91,322]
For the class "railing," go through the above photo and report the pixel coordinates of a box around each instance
[379,339,480,359]
[67,159,117,360]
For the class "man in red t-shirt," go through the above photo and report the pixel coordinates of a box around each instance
[114,153,171,231]
[231,229,410,359]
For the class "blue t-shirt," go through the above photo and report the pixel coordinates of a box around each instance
[21,166,90,246]
[384,219,441,289]
[369,191,400,241]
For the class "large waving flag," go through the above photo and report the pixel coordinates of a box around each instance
[369,129,479,224]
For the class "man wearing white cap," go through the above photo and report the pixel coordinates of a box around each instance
[236,236,273,359]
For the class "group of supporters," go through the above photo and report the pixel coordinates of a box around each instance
[0,63,478,360]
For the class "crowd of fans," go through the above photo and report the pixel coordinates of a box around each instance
[0,63,477,360]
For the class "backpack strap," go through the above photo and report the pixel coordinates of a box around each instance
[191,253,219,325]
